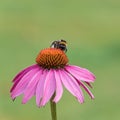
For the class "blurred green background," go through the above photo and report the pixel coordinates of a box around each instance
[0,0,120,120]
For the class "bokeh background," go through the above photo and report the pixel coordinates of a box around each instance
[0,0,120,120]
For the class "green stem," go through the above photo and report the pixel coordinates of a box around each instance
[50,95,57,120]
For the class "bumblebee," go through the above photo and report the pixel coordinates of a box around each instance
[50,39,67,52]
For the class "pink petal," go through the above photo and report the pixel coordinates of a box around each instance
[68,65,95,75]
[59,70,84,103]
[65,65,96,82]
[11,67,40,99]
[40,69,56,107]
[70,65,96,80]
[10,64,39,92]
[85,82,93,88]
[77,80,94,99]
[36,70,47,107]
[53,70,63,103]
[12,64,38,82]
[22,70,42,104]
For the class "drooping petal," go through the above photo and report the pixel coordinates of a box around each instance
[12,64,38,82]
[69,65,96,80]
[68,65,95,76]
[40,69,56,107]
[10,64,39,92]
[22,70,42,104]
[76,80,94,99]
[65,65,96,82]
[59,70,84,103]
[36,70,47,107]
[53,70,63,103]
[85,82,93,88]
[11,67,40,99]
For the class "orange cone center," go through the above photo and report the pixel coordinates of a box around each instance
[36,48,68,69]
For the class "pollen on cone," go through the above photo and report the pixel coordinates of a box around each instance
[36,48,69,69]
